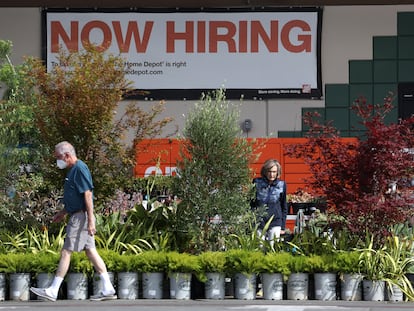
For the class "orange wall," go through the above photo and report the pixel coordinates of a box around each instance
[135,137,316,194]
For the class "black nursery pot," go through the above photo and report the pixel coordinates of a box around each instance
[290,202,316,215]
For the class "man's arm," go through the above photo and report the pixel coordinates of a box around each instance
[84,190,96,236]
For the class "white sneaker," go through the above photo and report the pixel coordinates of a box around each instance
[30,287,57,302]
[90,292,117,301]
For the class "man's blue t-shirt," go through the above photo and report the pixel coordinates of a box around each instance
[63,160,94,214]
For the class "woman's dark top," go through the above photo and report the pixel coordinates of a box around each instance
[252,177,287,230]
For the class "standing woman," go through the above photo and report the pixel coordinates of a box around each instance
[252,159,288,245]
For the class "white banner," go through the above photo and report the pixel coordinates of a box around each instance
[44,9,322,99]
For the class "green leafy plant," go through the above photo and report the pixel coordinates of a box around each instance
[356,235,414,300]
[358,237,387,281]
[26,226,65,254]
[288,254,313,274]
[382,235,414,300]
[124,195,177,252]
[307,253,339,273]
[197,251,227,273]
[69,252,93,275]
[96,249,122,272]
[134,251,168,273]
[225,249,264,275]
[173,89,257,252]
[166,251,201,274]
[30,252,60,275]
[259,252,292,275]
[0,254,8,273]
[1,225,65,254]
[111,254,136,272]
[1,230,29,253]
[95,211,141,254]
[23,45,172,205]
[336,250,361,274]
[288,229,336,256]
[0,253,36,273]
[227,215,266,251]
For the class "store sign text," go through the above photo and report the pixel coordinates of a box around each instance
[50,19,312,54]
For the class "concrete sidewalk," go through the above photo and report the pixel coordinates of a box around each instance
[2,299,414,311]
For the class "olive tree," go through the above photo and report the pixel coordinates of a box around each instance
[173,89,257,252]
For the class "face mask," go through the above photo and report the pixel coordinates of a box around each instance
[56,159,67,170]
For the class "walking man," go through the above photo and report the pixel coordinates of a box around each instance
[30,141,116,301]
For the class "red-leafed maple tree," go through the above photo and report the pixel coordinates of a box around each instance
[286,94,414,247]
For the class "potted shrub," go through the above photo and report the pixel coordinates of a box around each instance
[115,253,139,300]
[307,254,339,301]
[136,251,168,299]
[197,251,227,299]
[4,253,36,301]
[259,252,292,300]
[91,250,116,297]
[226,249,264,300]
[4,253,34,301]
[382,235,414,302]
[31,252,60,275]
[336,250,363,301]
[31,252,60,299]
[67,252,92,300]
[0,254,7,301]
[358,239,387,301]
[166,251,200,300]
[260,252,292,275]
[286,254,313,300]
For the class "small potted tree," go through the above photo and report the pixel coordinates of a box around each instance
[285,95,414,249]
[173,89,257,253]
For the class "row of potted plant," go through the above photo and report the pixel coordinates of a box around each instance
[0,249,341,275]
[1,246,414,301]
[0,246,411,280]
